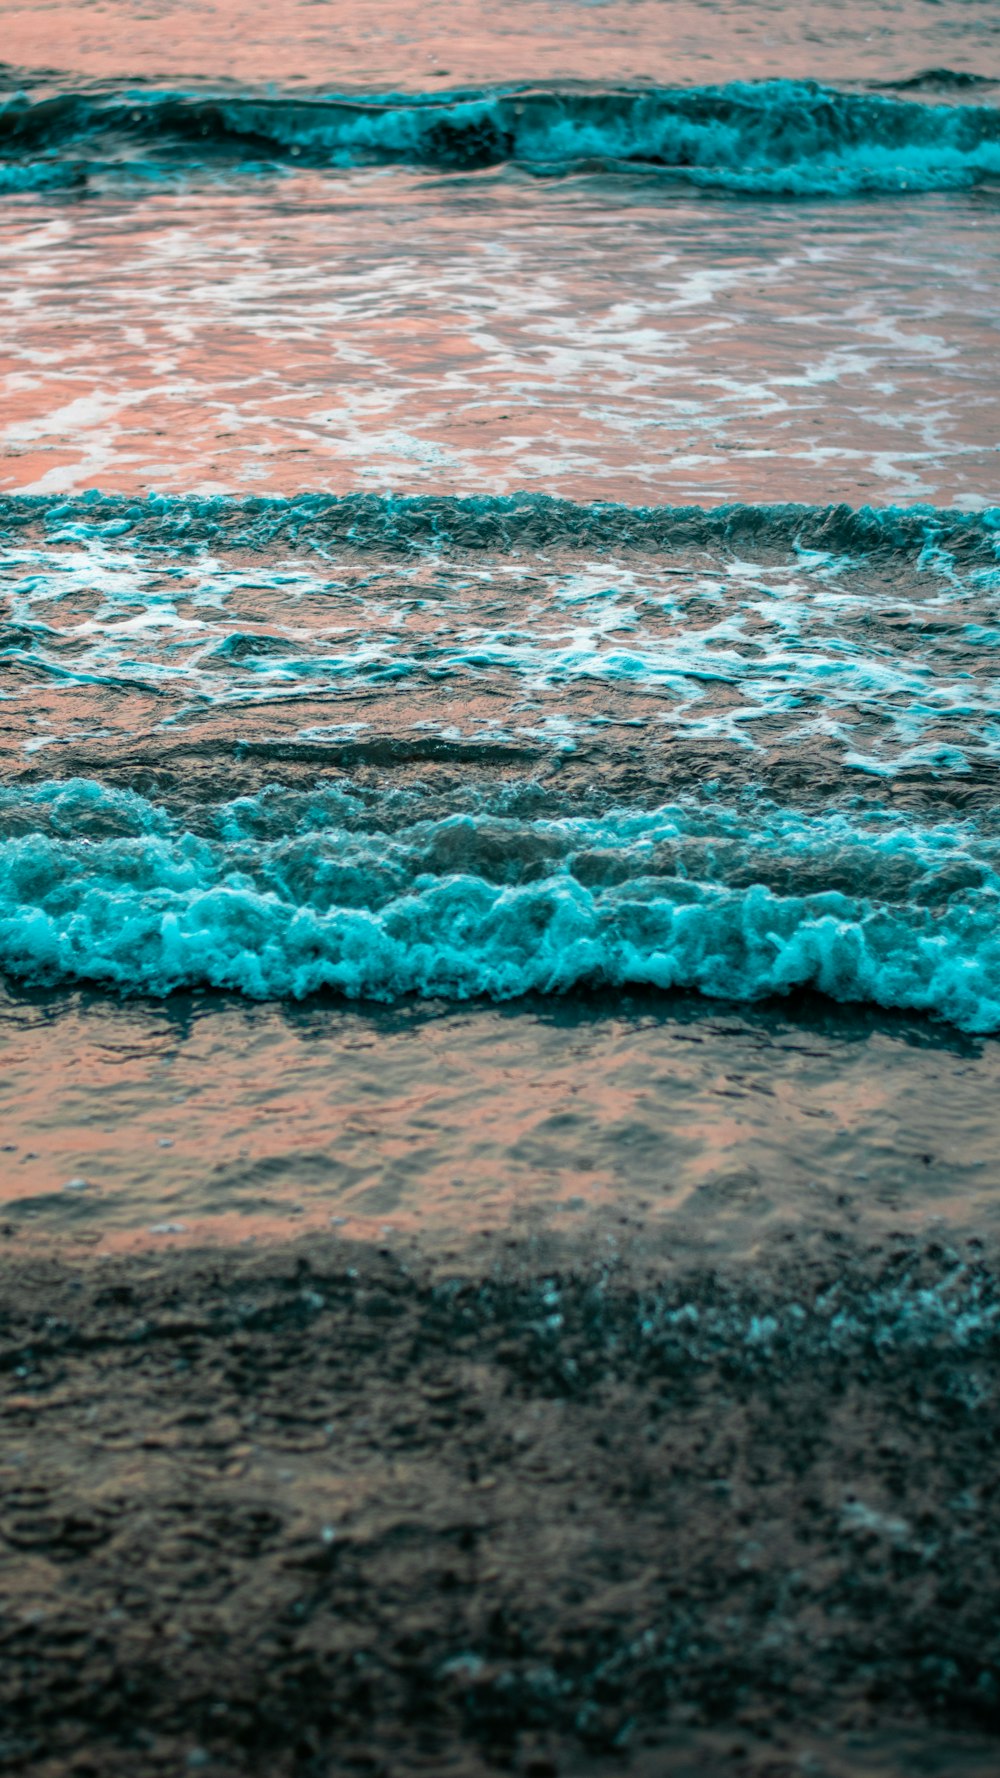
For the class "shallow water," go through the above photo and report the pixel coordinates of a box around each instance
[4,501,999,792]
[2,179,998,503]
[1,2,998,1246]
[3,0,999,93]
[3,983,999,1251]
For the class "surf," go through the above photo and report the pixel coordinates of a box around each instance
[2,779,999,1030]
[2,78,1000,195]
[2,492,998,560]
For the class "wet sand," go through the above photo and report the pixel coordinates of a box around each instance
[3,1221,999,1776]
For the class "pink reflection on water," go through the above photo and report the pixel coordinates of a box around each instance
[2,997,998,1255]
[1,176,996,506]
[2,1,993,91]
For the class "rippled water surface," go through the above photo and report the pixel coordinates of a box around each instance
[4,984,1000,1250]
[1,1,998,1244]
[4,1,999,91]
[2,179,998,503]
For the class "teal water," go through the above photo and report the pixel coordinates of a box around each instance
[4,779,1000,1028]
[2,498,999,1031]
[1,2,998,1242]
[2,79,1000,195]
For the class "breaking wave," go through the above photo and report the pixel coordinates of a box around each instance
[2,492,998,563]
[2,779,999,1030]
[2,78,999,195]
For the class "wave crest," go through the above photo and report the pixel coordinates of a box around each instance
[2,493,998,563]
[2,780,998,1030]
[2,79,999,195]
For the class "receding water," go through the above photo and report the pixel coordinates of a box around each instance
[3,982,999,1252]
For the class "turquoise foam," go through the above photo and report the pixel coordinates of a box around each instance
[1,779,998,1029]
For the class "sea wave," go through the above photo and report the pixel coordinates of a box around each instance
[2,492,997,564]
[1,79,999,194]
[0,160,84,191]
[1,779,998,1030]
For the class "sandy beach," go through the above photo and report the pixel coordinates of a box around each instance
[3,4,999,1772]
[3,1221,999,1777]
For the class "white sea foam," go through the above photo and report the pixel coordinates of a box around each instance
[4,510,999,776]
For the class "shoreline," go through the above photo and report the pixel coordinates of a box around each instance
[3,1224,999,1775]
[4,978,999,1264]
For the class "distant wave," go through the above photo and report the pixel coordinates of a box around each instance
[2,493,998,564]
[1,79,999,194]
[876,68,999,95]
[0,161,83,191]
[2,779,999,1030]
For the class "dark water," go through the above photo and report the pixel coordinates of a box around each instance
[0,2,998,1247]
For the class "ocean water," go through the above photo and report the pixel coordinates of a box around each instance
[1,2,999,1246]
